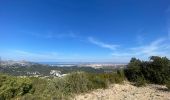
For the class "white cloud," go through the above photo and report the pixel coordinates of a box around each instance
[0,50,120,62]
[22,31,78,39]
[131,38,168,55]
[1,31,170,62]
[45,32,77,39]
[1,50,60,61]
[87,36,170,61]
[112,38,170,59]
[88,37,119,50]
[112,52,138,57]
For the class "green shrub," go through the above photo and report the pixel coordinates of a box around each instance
[134,76,146,87]
[31,77,47,95]
[166,81,170,91]
[87,73,108,89]
[125,56,170,85]
[0,71,126,100]
[0,74,33,100]
[64,72,90,93]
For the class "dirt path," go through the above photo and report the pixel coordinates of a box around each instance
[73,82,170,100]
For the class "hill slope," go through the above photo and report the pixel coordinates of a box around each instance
[74,82,170,100]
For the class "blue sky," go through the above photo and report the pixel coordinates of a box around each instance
[0,0,170,62]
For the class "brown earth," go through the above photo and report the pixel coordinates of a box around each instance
[73,82,170,100]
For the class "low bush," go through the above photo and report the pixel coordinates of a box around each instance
[125,56,170,85]
[0,71,125,100]
[134,76,146,87]
[0,74,33,100]
[166,81,170,91]
[87,73,108,89]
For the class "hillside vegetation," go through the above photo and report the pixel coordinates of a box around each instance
[0,71,125,100]
[0,56,170,100]
[0,64,111,76]
[125,56,170,87]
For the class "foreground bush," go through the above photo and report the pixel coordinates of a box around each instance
[125,56,170,85]
[0,71,125,100]
[166,81,170,91]
[134,76,146,87]
[0,74,33,100]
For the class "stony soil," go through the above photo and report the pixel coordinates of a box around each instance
[73,82,170,100]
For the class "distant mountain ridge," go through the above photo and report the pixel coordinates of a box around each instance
[0,60,35,66]
[0,60,126,77]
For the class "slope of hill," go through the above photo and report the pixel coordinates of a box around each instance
[74,82,170,100]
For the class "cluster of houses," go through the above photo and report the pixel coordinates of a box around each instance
[50,70,67,77]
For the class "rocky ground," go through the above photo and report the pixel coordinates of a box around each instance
[73,82,170,100]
